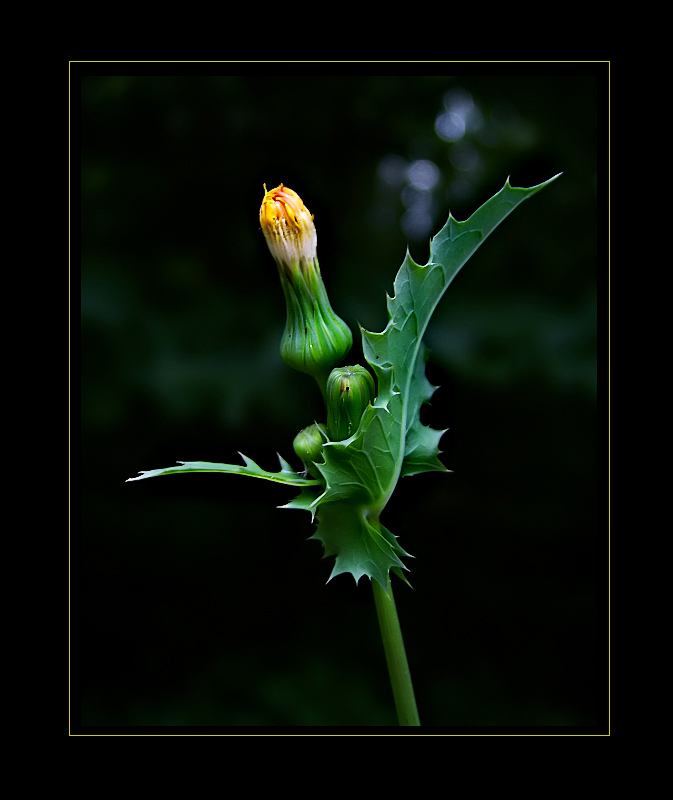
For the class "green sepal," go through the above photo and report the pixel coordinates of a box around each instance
[279,258,353,385]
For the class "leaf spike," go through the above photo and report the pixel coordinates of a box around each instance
[392,567,414,588]
[277,453,295,473]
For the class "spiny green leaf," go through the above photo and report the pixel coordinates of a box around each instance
[126,454,321,488]
[309,175,561,583]
[317,175,561,511]
[280,484,323,515]
[309,502,412,588]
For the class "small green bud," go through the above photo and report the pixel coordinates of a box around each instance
[293,423,327,478]
[260,184,352,388]
[326,365,376,442]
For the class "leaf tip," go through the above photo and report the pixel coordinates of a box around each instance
[126,470,148,482]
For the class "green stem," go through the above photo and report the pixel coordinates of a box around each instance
[372,573,420,726]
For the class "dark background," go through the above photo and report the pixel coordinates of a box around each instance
[79,66,602,730]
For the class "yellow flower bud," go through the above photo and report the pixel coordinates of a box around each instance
[260,184,318,278]
[260,184,352,388]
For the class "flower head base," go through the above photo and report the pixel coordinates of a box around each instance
[260,184,352,388]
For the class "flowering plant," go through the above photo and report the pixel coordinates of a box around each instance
[128,175,560,725]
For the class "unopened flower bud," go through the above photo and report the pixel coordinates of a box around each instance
[260,184,352,388]
[326,365,376,442]
[293,422,327,478]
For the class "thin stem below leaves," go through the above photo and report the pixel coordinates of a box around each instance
[372,574,420,726]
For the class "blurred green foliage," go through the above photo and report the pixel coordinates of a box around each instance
[80,71,600,730]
